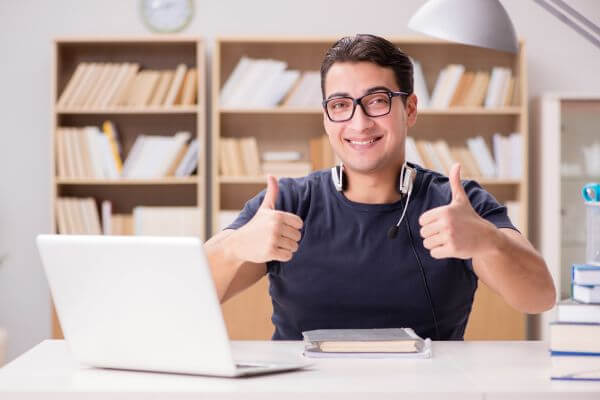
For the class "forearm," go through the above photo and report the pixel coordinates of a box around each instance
[473,227,556,314]
[204,231,245,302]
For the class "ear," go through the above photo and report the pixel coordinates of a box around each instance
[405,93,418,128]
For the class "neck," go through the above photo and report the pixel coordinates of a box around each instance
[343,164,404,204]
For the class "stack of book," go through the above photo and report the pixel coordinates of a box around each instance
[302,328,431,359]
[219,137,311,178]
[405,134,521,179]
[411,60,517,109]
[219,56,321,108]
[56,124,198,179]
[551,264,600,381]
[57,62,197,109]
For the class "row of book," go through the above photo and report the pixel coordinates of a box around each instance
[220,56,321,108]
[219,137,312,178]
[413,61,518,109]
[56,124,198,179]
[57,62,197,109]
[405,134,522,179]
[55,198,203,237]
[551,264,600,381]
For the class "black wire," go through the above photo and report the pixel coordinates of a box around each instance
[406,221,441,341]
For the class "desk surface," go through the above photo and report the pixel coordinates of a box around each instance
[0,340,599,399]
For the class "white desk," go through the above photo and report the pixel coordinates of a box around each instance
[0,340,599,399]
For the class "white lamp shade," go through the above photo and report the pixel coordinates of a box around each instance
[408,0,519,53]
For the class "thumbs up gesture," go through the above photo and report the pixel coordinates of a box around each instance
[232,175,304,263]
[418,164,496,260]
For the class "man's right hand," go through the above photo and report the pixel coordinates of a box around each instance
[230,175,304,264]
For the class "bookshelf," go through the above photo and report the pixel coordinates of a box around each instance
[212,36,529,341]
[534,93,600,340]
[51,36,206,338]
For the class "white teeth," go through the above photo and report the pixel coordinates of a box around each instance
[349,138,376,145]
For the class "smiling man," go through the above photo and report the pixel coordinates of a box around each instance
[205,34,556,340]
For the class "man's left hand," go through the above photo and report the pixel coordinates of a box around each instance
[418,163,499,260]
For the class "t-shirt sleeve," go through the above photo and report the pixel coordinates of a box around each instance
[463,180,519,273]
[464,179,518,232]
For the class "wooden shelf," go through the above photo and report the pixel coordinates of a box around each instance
[56,177,199,185]
[219,107,522,115]
[56,106,198,114]
[52,37,207,340]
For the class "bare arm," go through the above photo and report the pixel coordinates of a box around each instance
[204,229,266,303]
[472,228,555,314]
[204,176,303,304]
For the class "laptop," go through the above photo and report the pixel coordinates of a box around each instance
[36,234,311,377]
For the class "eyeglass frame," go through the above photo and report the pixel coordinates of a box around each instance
[322,90,409,122]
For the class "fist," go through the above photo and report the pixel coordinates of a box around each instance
[418,164,496,259]
[233,175,304,263]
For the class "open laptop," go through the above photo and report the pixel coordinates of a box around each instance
[36,234,310,377]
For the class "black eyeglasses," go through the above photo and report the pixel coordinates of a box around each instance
[322,90,408,122]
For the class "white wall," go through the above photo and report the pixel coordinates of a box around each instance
[0,0,599,362]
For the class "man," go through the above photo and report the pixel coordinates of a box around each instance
[205,34,555,340]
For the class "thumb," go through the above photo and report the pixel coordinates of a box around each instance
[260,175,279,209]
[449,163,467,204]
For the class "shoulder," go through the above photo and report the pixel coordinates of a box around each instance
[275,169,331,212]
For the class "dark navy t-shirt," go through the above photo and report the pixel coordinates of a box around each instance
[226,164,517,340]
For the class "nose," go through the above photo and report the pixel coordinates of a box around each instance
[348,103,374,131]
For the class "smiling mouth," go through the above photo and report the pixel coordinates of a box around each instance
[344,137,382,145]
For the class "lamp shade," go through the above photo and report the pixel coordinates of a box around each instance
[408,0,519,53]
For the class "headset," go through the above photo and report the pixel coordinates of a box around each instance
[331,161,441,340]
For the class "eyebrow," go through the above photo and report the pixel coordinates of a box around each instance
[325,86,394,100]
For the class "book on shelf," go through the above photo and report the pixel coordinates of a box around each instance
[302,328,431,359]
[121,131,191,179]
[449,71,475,107]
[173,138,199,177]
[282,71,321,108]
[133,206,203,237]
[425,64,515,109]
[220,56,314,108]
[111,214,134,236]
[410,58,429,108]
[180,68,197,106]
[429,64,465,109]
[55,197,101,235]
[557,299,600,323]
[57,62,197,109]
[466,136,497,178]
[572,264,600,285]
[219,136,263,177]
[484,67,512,109]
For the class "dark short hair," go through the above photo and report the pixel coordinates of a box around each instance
[320,34,413,101]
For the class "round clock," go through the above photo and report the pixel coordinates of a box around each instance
[140,0,194,33]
